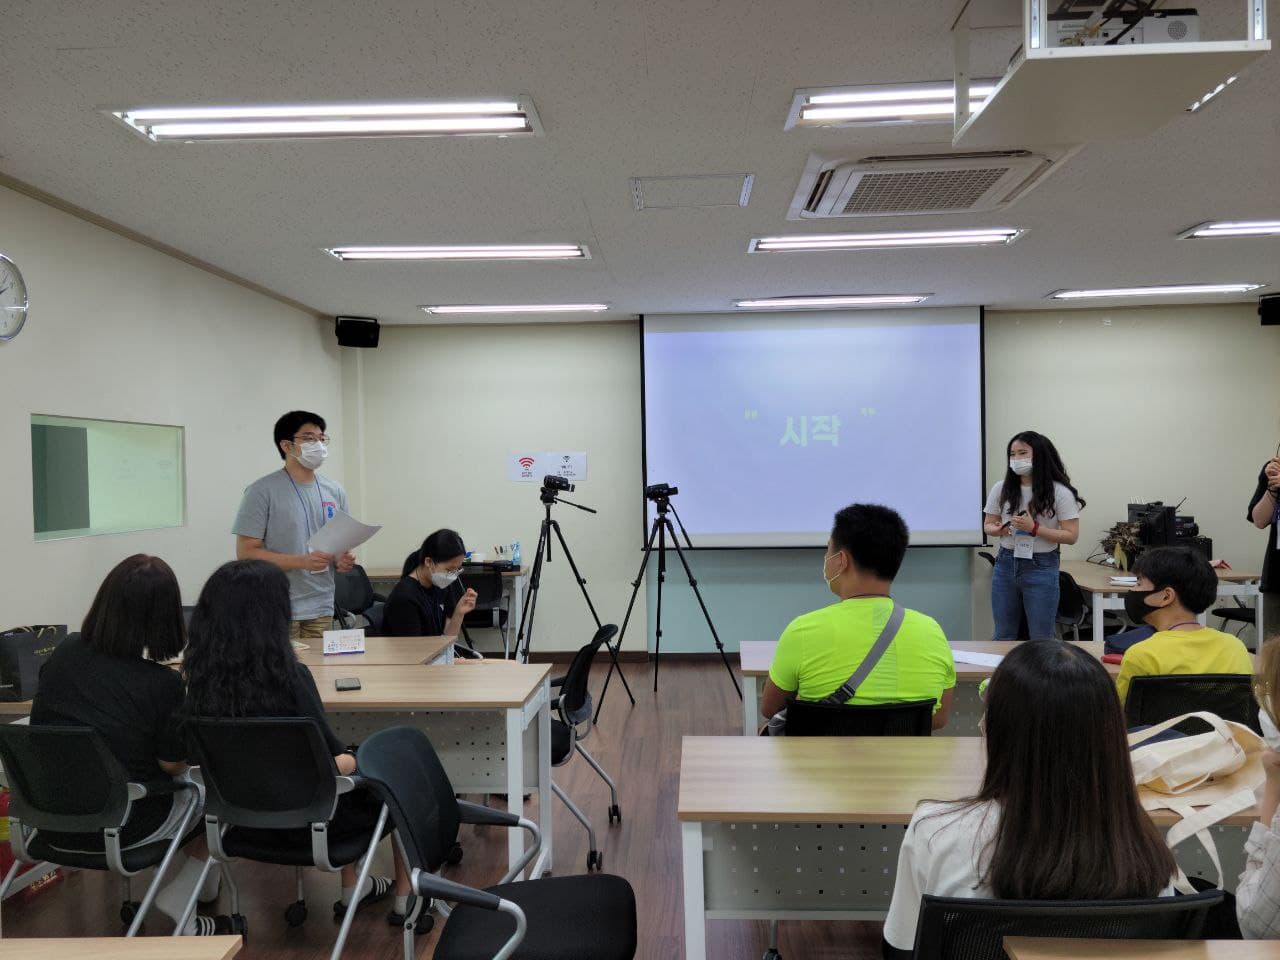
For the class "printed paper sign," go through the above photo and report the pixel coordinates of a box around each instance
[508,452,588,483]
[322,629,366,655]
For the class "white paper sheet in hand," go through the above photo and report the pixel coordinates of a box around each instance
[308,509,381,556]
[951,650,1004,668]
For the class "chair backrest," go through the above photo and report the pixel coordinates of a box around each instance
[352,726,461,873]
[1124,674,1261,734]
[560,624,618,716]
[187,717,339,829]
[1057,571,1085,621]
[458,567,504,605]
[912,891,1220,960]
[0,724,132,832]
[334,564,376,616]
[784,698,935,737]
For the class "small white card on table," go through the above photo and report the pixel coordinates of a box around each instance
[322,629,366,655]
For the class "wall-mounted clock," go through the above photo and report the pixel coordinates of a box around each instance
[0,253,29,342]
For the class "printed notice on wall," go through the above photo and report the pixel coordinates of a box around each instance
[508,452,588,483]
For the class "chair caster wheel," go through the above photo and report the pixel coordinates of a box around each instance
[763,950,782,960]
[608,804,622,825]
[284,900,307,927]
[120,900,141,925]
[587,850,602,872]
[447,841,463,865]
[230,914,249,937]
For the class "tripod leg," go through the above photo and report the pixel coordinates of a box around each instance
[653,518,667,692]
[665,520,742,699]
[549,520,636,706]
[595,518,662,721]
[516,520,551,662]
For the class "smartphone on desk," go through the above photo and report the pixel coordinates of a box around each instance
[334,677,361,692]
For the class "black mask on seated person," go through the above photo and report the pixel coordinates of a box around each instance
[1123,588,1160,625]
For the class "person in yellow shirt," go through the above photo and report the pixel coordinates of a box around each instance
[1115,545,1253,702]
[762,503,956,730]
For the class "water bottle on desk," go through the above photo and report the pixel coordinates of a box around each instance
[510,541,521,567]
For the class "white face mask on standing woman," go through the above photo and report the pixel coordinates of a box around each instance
[1009,457,1033,477]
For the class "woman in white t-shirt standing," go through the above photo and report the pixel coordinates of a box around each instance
[881,642,1177,955]
[983,431,1085,640]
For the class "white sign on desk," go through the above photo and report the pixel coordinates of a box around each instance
[322,629,366,655]
[508,451,588,483]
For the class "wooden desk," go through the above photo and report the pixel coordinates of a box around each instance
[294,635,453,667]
[316,662,553,879]
[677,736,1254,960]
[364,565,529,657]
[736,640,1115,736]
[1062,559,1262,644]
[1005,939,1277,960]
[0,936,241,960]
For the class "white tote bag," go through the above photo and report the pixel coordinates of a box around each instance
[1129,711,1266,889]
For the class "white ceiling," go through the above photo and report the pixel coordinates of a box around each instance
[0,0,1276,323]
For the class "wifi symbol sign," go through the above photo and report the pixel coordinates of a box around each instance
[518,457,535,470]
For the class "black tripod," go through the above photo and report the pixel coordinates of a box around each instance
[597,491,740,718]
[515,481,635,707]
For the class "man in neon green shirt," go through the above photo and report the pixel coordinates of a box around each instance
[1115,546,1252,702]
[762,503,956,730]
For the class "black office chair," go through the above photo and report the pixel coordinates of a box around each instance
[1055,571,1088,641]
[1124,674,1261,734]
[551,624,624,872]
[1212,598,1256,643]
[355,724,637,960]
[784,698,935,737]
[334,564,387,635]
[459,567,509,656]
[179,717,392,959]
[903,891,1220,960]
[0,724,202,936]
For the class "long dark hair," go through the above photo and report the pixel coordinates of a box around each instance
[82,554,184,662]
[998,430,1085,518]
[183,560,297,719]
[400,528,466,578]
[967,642,1175,899]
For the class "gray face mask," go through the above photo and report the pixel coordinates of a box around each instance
[295,441,328,470]
[430,569,459,589]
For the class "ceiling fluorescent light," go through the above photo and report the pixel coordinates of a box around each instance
[736,295,931,309]
[111,99,541,141]
[1049,283,1263,300]
[1180,220,1280,239]
[327,244,590,261]
[422,303,609,315]
[750,228,1023,253]
[787,80,998,128]
[1187,75,1237,112]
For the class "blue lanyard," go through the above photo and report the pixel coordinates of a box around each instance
[284,469,322,541]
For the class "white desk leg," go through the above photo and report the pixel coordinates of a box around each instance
[1256,585,1266,643]
[506,707,525,878]
[681,821,707,960]
[1092,594,1105,644]
[536,679,553,877]
[508,576,525,660]
[742,676,758,736]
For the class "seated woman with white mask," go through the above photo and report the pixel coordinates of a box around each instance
[382,529,477,638]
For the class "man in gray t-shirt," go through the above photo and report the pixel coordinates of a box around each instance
[232,410,354,639]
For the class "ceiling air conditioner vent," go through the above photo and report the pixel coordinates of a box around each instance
[789,149,1071,220]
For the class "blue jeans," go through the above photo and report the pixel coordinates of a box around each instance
[992,548,1060,640]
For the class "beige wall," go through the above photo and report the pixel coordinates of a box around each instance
[984,304,1279,570]
[342,322,647,652]
[0,184,343,627]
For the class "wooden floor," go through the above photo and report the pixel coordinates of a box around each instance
[2,660,885,958]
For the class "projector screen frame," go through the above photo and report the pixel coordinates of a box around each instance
[637,307,989,550]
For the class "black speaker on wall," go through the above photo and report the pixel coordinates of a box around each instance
[335,315,380,347]
[1260,295,1280,327]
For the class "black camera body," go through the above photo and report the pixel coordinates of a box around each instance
[542,474,574,492]
[645,483,678,500]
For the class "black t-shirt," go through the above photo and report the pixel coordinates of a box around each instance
[382,575,457,636]
[1247,464,1280,592]
[280,660,347,756]
[32,632,186,781]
